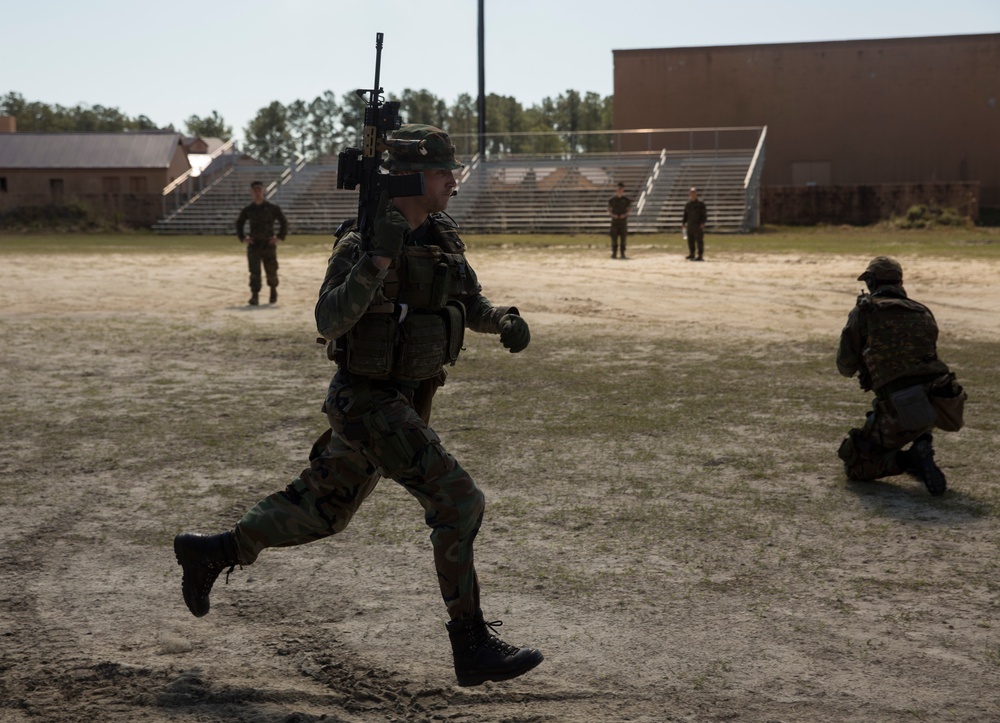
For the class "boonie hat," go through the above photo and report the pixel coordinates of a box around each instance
[858,256,903,282]
[382,124,464,171]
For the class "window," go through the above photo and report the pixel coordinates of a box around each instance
[129,176,148,193]
[102,176,121,194]
[0,177,7,192]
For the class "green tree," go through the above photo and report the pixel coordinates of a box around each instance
[306,91,342,159]
[184,111,233,139]
[339,90,366,147]
[397,88,448,128]
[485,94,527,156]
[1,92,166,132]
[286,99,311,161]
[244,101,293,164]
[447,93,478,157]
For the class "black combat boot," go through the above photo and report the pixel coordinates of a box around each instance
[907,434,947,496]
[173,531,239,617]
[446,610,543,686]
[249,292,259,306]
[269,287,277,304]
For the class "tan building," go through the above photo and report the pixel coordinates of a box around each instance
[613,34,1000,215]
[0,125,191,227]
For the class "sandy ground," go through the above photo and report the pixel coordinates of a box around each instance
[2,239,1000,722]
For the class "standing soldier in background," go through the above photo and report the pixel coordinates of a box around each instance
[682,187,707,261]
[175,125,543,687]
[836,256,967,496]
[236,180,288,305]
[607,182,632,259]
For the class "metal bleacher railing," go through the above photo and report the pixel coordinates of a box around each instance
[152,127,766,235]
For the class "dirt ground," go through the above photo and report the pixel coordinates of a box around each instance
[2,239,1000,722]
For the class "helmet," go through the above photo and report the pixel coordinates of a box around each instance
[858,256,903,283]
[382,124,464,171]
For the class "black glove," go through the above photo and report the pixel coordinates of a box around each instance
[371,191,409,259]
[499,313,530,353]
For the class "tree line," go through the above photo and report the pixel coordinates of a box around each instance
[2,89,612,164]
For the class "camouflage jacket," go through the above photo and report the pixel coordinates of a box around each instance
[837,286,949,393]
[315,213,513,345]
[236,201,288,242]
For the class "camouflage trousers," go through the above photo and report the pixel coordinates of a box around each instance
[837,397,934,481]
[610,218,628,254]
[232,380,484,620]
[247,241,279,292]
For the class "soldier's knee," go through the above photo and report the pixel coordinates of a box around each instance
[838,429,870,481]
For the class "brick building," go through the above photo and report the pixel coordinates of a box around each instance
[0,124,191,227]
[613,33,999,222]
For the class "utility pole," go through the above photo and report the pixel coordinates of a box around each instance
[477,0,486,157]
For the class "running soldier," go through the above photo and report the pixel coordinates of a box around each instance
[175,124,543,687]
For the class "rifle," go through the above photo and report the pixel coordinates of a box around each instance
[336,32,425,248]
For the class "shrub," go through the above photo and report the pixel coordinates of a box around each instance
[891,204,971,230]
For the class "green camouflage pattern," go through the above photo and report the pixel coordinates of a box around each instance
[858,256,903,282]
[837,283,956,482]
[246,242,278,293]
[382,124,465,171]
[839,288,949,391]
[231,214,522,620]
[236,200,288,242]
[837,396,937,481]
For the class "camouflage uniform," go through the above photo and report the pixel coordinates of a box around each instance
[682,196,708,260]
[836,257,966,488]
[607,192,632,258]
[176,125,543,687]
[233,214,518,619]
[236,200,288,294]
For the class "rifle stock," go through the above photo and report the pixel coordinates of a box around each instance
[336,32,425,246]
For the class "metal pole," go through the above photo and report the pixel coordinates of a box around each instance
[477,0,486,156]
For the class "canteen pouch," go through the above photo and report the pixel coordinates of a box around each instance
[889,384,938,431]
[928,373,967,432]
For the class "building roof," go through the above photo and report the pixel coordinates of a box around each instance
[0,131,183,169]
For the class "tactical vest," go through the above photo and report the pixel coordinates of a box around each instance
[860,294,946,391]
[340,215,479,382]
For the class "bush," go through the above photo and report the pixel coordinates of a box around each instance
[891,204,971,230]
[0,203,114,232]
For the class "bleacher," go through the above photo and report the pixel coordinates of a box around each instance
[269,161,357,235]
[153,165,287,235]
[657,150,757,232]
[447,155,659,234]
[152,131,765,235]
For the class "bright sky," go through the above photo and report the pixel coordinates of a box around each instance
[6,0,998,143]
